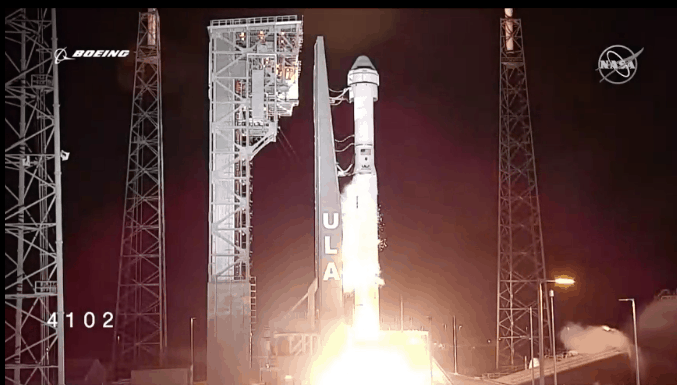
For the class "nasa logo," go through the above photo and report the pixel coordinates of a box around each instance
[596,45,643,85]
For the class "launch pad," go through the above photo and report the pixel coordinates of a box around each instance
[260,329,434,385]
[202,12,517,385]
[203,10,536,385]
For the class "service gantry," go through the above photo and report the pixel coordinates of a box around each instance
[206,15,303,385]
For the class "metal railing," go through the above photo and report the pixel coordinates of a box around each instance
[211,15,299,27]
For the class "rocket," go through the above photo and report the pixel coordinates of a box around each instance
[346,55,381,341]
[313,38,382,344]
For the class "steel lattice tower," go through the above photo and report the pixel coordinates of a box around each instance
[5,8,66,385]
[112,8,167,379]
[207,16,302,385]
[495,10,551,371]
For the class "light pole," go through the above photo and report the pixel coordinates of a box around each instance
[549,290,557,385]
[190,317,195,385]
[428,316,433,385]
[538,282,544,385]
[453,316,457,374]
[619,298,641,385]
[538,277,574,385]
[453,317,462,375]
[530,307,535,385]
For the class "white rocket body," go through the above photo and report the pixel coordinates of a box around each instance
[347,56,380,341]
[348,56,379,176]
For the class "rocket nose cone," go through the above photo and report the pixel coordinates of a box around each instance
[351,55,375,70]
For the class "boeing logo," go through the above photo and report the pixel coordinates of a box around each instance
[53,48,74,65]
[53,49,130,65]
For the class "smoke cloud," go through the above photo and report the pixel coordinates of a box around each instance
[559,323,632,356]
[636,296,677,383]
[558,296,677,384]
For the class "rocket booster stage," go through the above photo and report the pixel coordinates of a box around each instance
[345,56,381,341]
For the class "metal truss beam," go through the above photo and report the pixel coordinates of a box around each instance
[112,8,167,379]
[5,8,66,385]
[495,15,552,372]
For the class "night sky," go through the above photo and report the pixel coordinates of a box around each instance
[53,8,675,379]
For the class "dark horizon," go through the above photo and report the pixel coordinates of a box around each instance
[37,7,677,382]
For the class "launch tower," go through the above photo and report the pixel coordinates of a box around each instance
[5,8,66,385]
[112,8,167,378]
[495,8,551,372]
[207,15,302,385]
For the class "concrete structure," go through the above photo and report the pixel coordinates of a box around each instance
[492,348,632,384]
[65,359,107,385]
[131,368,192,385]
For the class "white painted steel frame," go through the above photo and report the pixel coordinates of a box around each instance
[207,15,302,383]
[5,8,66,385]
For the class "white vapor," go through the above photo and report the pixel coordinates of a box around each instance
[559,322,632,356]
[340,174,384,293]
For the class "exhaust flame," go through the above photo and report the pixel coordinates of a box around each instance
[312,176,430,385]
[312,329,430,385]
[314,341,428,385]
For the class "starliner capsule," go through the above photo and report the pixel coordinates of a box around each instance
[348,56,379,175]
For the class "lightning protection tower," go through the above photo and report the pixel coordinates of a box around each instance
[5,8,66,385]
[207,15,302,385]
[496,8,551,372]
[112,8,167,379]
